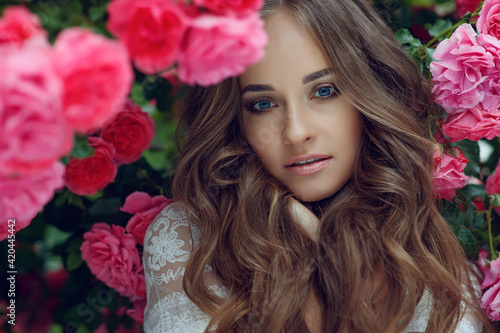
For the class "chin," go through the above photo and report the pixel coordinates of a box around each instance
[293,189,336,203]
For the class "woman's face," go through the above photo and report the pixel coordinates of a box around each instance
[239,13,364,202]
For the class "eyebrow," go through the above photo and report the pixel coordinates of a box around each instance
[240,68,333,95]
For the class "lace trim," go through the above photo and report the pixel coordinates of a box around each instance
[144,286,229,333]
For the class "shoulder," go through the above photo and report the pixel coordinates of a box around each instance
[143,201,202,271]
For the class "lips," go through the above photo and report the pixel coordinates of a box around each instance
[284,153,332,176]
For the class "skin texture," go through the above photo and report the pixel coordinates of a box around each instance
[239,13,364,203]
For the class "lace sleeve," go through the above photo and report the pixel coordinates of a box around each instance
[143,202,228,333]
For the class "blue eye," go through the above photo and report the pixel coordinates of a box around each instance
[251,99,276,111]
[313,86,336,98]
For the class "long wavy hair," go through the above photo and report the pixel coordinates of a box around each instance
[171,0,494,331]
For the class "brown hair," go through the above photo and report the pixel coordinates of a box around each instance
[172,0,494,331]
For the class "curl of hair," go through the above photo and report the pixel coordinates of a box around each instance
[172,0,494,331]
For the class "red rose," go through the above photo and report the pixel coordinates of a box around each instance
[120,191,174,245]
[0,6,47,46]
[107,0,188,74]
[100,99,155,165]
[194,0,264,14]
[64,137,117,196]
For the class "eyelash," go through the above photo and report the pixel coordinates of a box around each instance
[245,83,339,113]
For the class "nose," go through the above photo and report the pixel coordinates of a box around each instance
[282,102,316,145]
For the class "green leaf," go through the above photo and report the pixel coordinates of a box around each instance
[72,135,94,159]
[66,251,83,271]
[427,19,453,38]
[395,29,423,48]
[452,139,480,176]
[456,228,478,258]
[462,184,487,198]
[88,4,107,22]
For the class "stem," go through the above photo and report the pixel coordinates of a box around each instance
[487,206,498,260]
[425,21,463,48]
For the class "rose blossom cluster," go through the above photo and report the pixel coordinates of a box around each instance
[64,99,155,196]
[431,0,500,142]
[106,0,268,86]
[81,192,173,324]
[0,6,132,240]
[432,144,470,201]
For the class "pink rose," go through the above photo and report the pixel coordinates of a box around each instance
[432,145,470,201]
[0,44,73,176]
[477,33,500,111]
[485,158,500,214]
[121,191,174,245]
[100,99,155,165]
[0,6,47,46]
[0,161,65,241]
[107,0,188,74]
[52,28,133,132]
[64,137,117,196]
[177,13,267,86]
[442,107,500,141]
[481,282,500,320]
[478,0,500,39]
[430,24,494,113]
[478,254,500,320]
[194,0,264,14]
[80,223,146,301]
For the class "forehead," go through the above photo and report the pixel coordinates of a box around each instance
[238,13,329,88]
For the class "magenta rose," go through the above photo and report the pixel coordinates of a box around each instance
[442,107,500,141]
[454,0,481,19]
[81,223,146,301]
[52,27,133,132]
[0,6,47,46]
[0,44,73,176]
[121,191,174,246]
[0,161,65,241]
[432,145,469,201]
[107,0,188,75]
[64,137,117,196]
[100,99,155,165]
[430,24,494,113]
[194,0,264,14]
[478,0,500,39]
[177,13,267,86]
[485,158,500,214]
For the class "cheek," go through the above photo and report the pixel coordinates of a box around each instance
[243,113,284,154]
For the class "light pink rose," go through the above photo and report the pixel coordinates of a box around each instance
[64,137,117,196]
[0,44,73,176]
[107,0,188,74]
[485,158,500,214]
[442,107,500,141]
[0,6,47,46]
[52,28,133,132]
[0,161,65,241]
[194,0,264,14]
[477,33,500,111]
[430,24,494,113]
[432,145,470,201]
[177,13,267,86]
[478,0,500,39]
[80,223,146,301]
[121,191,174,246]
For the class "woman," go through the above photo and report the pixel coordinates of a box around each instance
[143,0,495,331]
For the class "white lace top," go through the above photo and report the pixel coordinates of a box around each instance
[143,202,483,333]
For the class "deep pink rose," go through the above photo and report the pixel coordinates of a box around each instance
[0,44,73,176]
[485,158,500,214]
[177,13,267,86]
[432,145,469,201]
[442,107,500,141]
[0,6,47,46]
[64,137,117,196]
[126,299,146,324]
[430,24,494,113]
[80,223,146,301]
[52,28,133,132]
[454,0,481,19]
[121,191,174,245]
[478,0,500,39]
[100,99,155,165]
[107,0,188,74]
[0,161,65,241]
[194,0,264,14]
